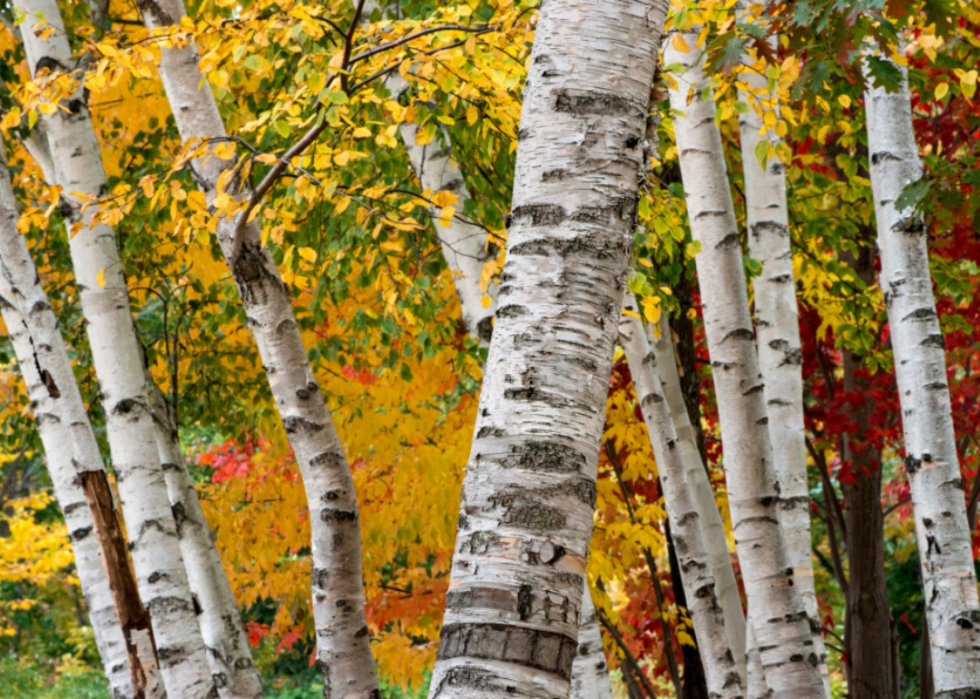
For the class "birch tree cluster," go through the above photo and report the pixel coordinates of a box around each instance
[0,0,978,698]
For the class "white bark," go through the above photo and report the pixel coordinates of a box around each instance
[735,5,828,691]
[427,1,665,695]
[14,2,216,696]
[665,28,824,697]
[569,592,612,699]
[138,0,379,694]
[646,314,748,680]
[0,145,163,699]
[745,622,769,699]
[863,51,980,697]
[620,292,744,697]
[145,373,263,699]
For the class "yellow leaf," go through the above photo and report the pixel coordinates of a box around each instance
[353,127,372,138]
[466,104,478,126]
[334,197,351,215]
[935,82,949,100]
[672,33,690,54]
[298,247,317,264]
[838,94,851,108]
[256,153,278,165]
[96,269,106,289]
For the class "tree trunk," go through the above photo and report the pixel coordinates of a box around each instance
[840,249,895,699]
[0,146,163,699]
[863,51,980,696]
[648,313,749,683]
[136,0,379,694]
[735,4,828,692]
[665,27,824,697]
[665,520,710,699]
[427,1,665,695]
[144,371,263,698]
[745,623,770,699]
[620,292,744,698]
[570,592,613,699]
[13,3,217,696]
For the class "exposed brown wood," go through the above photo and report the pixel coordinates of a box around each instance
[79,470,157,699]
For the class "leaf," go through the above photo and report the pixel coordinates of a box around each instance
[672,33,690,54]
[935,83,949,100]
[466,104,478,126]
[256,153,278,165]
[298,247,317,264]
[96,269,106,289]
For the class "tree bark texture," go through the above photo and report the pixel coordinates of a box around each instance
[863,52,980,697]
[734,5,828,691]
[569,592,612,699]
[665,28,824,697]
[620,292,744,698]
[648,313,748,682]
[0,290,157,699]
[144,372,263,698]
[12,6,217,693]
[427,1,665,695]
[137,0,379,694]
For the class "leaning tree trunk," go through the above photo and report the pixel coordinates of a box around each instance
[863,50,980,696]
[646,314,748,681]
[620,292,744,697]
[0,146,163,699]
[360,3,615,693]
[144,369,263,698]
[665,27,824,697]
[13,2,216,696]
[17,60,259,699]
[734,3,828,690]
[137,0,379,693]
[426,1,665,695]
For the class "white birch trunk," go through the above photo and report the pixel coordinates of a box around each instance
[664,28,824,697]
[427,1,665,695]
[137,0,379,694]
[745,622,769,699]
[144,374,263,699]
[0,146,162,699]
[14,3,216,696]
[735,5,828,691]
[863,51,980,697]
[569,592,612,699]
[646,314,748,679]
[620,292,744,697]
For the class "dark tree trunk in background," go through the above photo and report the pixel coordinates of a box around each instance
[841,247,897,698]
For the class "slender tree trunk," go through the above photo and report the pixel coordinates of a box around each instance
[570,593,613,699]
[745,623,769,699]
[665,27,824,697]
[136,0,379,693]
[13,3,216,695]
[427,1,665,694]
[647,311,750,685]
[735,4,828,692]
[863,51,980,696]
[840,249,895,699]
[143,369,263,698]
[620,292,743,698]
[665,520,710,699]
[0,146,163,699]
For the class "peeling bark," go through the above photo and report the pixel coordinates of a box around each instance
[137,0,377,694]
[427,1,665,695]
[13,2,217,695]
[863,50,980,696]
[665,27,824,697]
[620,292,744,698]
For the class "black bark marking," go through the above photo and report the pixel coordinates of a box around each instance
[283,416,323,435]
[510,204,566,227]
[906,454,922,475]
[517,584,533,620]
[309,451,344,470]
[503,441,586,474]
[902,307,937,323]
[714,232,740,248]
[496,304,528,319]
[554,88,637,117]
[476,316,494,342]
[70,526,92,542]
[320,508,357,523]
[437,622,577,679]
[510,233,630,259]
[871,151,902,165]
[722,328,756,343]
[920,334,946,348]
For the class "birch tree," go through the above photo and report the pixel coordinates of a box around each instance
[0,144,163,699]
[734,2,828,690]
[427,0,665,694]
[664,25,824,696]
[13,2,216,695]
[620,292,744,697]
[137,0,379,693]
[863,49,980,694]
